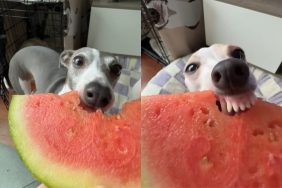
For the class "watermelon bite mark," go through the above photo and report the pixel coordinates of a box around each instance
[142,91,282,188]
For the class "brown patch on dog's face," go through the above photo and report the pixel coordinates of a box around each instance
[228,46,246,61]
[210,44,233,60]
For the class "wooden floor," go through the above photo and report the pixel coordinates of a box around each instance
[141,53,164,90]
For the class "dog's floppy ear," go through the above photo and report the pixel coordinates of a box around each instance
[59,50,73,68]
[114,55,120,61]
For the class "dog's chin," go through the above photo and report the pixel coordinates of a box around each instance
[79,103,98,113]
[79,98,114,113]
[77,98,96,112]
[78,102,111,113]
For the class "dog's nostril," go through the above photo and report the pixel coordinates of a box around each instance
[213,72,221,83]
[87,92,93,98]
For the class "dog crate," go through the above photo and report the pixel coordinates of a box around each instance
[0,0,65,109]
[142,0,206,64]
[141,0,170,65]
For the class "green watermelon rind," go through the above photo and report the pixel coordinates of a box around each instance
[8,95,139,188]
[9,95,92,188]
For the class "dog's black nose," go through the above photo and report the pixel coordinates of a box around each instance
[211,59,250,95]
[83,82,112,108]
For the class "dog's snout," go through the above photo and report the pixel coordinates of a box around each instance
[83,82,112,108]
[211,59,250,94]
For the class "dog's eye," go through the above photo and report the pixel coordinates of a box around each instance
[73,56,84,67]
[231,49,245,60]
[185,63,199,74]
[109,63,122,76]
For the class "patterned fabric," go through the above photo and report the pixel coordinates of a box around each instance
[108,56,141,114]
[142,55,282,106]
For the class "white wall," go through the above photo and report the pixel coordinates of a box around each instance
[87,7,141,56]
[204,0,282,73]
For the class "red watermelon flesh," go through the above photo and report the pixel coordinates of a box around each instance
[9,92,140,188]
[142,91,282,188]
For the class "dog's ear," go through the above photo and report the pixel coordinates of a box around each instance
[114,55,120,61]
[59,50,74,68]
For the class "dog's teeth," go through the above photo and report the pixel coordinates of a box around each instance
[250,98,256,106]
[227,100,233,113]
[246,102,251,109]
[232,103,239,112]
[239,103,246,111]
[250,95,257,106]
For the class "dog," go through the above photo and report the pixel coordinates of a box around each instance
[8,46,122,111]
[184,44,257,114]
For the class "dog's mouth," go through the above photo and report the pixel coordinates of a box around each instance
[211,58,257,96]
[78,102,98,112]
[214,78,257,96]
[79,96,113,113]
[211,61,258,114]
[77,82,114,112]
[216,91,257,114]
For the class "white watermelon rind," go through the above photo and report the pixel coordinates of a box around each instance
[8,95,139,188]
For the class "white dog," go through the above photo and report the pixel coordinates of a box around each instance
[184,44,257,114]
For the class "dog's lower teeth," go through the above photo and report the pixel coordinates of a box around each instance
[239,104,246,111]
[251,98,256,106]
[233,103,239,112]
[227,101,232,113]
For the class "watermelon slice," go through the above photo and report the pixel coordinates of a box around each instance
[8,92,140,188]
[142,91,282,188]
